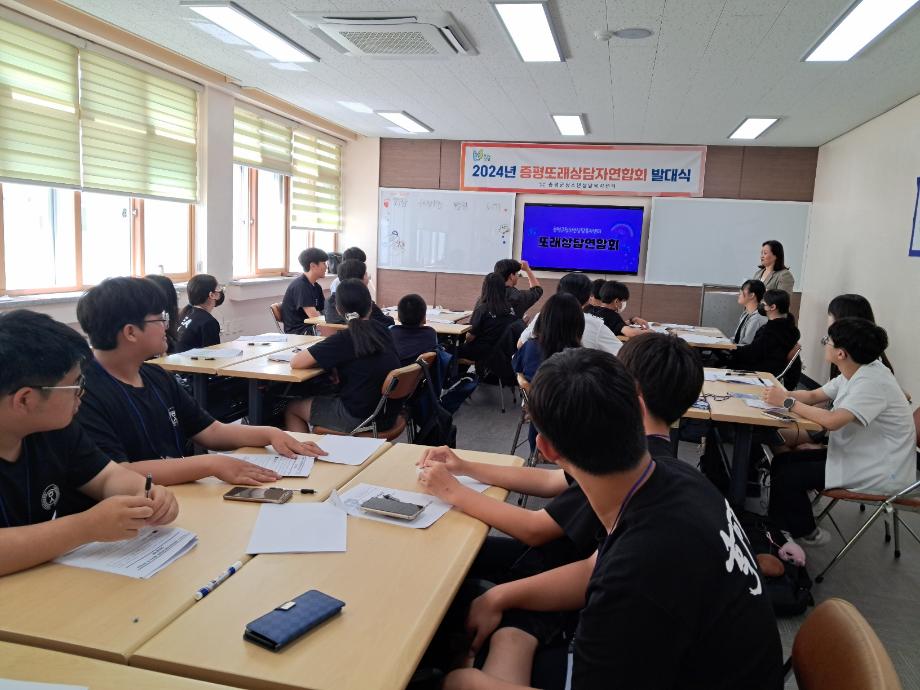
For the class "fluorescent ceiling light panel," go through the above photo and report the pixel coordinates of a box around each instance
[339,101,374,114]
[552,114,585,136]
[805,0,920,61]
[493,2,562,62]
[376,111,432,134]
[183,2,317,62]
[729,118,779,140]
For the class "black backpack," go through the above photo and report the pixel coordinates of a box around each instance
[411,357,457,448]
[740,512,814,617]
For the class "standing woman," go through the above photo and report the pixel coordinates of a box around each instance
[753,240,795,293]
[176,274,224,352]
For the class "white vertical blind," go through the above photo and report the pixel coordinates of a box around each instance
[233,106,293,176]
[291,129,342,231]
[0,17,80,186]
[79,51,198,201]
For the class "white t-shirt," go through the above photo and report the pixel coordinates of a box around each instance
[821,360,915,493]
[519,310,621,356]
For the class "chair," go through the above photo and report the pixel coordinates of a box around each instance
[270,303,284,333]
[312,362,425,441]
[473,319,524,413]
[791,598,903,690]
[510,373,541,507]
[777,343,802,388]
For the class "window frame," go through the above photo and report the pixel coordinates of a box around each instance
[0,182,195,296]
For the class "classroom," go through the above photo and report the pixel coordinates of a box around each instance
[1,1,919,689]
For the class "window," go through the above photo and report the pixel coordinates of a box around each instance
[0,182,195,295]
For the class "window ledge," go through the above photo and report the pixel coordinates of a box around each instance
[227,275,333,302]
[0,283,188,311]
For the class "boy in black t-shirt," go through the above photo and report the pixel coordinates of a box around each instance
[324,259,394,327]
[0,310,178,576]
[494,259,543,319]
[588,280,650,337]
[281,248,328,334]
[74,278,326,493]
[389,293,439,365]
[442,349,782,690]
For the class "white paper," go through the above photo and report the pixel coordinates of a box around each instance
[226,453,314,477]
[0,681,87,690]
[331,477,489,529]
[267,350,298,363]
[426,307,443,316]
[55,527,197,579]
[246,503,346,554]
[705,371,774,387]
[743,398,773,409]
[678,333,731,345]
[180,347,243,359]
[314,436,387,466]
[235,333,288,343]
[658,323,696,331]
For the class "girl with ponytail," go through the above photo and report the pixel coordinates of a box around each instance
[176,274,224,352]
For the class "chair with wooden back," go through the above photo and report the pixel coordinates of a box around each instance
[270,303,284,333]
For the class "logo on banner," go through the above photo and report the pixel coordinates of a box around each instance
[471,149,492,162]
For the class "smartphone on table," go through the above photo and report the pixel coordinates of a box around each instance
[223,487,293,504]
[761,408,796,423]
[360,494,426,520]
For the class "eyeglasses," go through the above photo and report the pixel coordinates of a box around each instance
[34,374,86,399]
[142,311,170,328]
[821,335,832,346]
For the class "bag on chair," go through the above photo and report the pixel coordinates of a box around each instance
[741,512,814,617]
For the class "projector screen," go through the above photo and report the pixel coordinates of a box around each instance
[520,203,644,274]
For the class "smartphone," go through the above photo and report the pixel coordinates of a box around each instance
[360,494,425,520]
[223,487,293,504]
[761,409,796,423]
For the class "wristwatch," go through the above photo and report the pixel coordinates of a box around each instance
[782,397,796,411]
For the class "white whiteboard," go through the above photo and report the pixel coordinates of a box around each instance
[646,198,811,287]
[378,188,515,274]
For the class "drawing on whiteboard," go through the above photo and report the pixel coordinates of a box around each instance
[453,201,468,211]
[487,202,501,212]
[393,197,408,208]
[388,230,406,253]
[496,224,511,245]
[419,200,442,210]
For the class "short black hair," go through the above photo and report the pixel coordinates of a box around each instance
[529,348,646,476]
[298,248,329,271]
[337,259,367,282]
[828,294,876,322]
[185,274,219,307]
[598,280,629,304]
[591,279,605,300]
[618,333,703,425]
[398,293,427,327]
[342,246,366,262]
[557,273,591,307]
[494,259,522,281]
[0,310,91,396]
[827,317,888,365]
[741,279,766,302]
[533,293,584,358]
[145,274,180,344]
[764,289,790,314]
[77,277,167,350]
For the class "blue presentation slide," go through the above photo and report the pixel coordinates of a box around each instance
[520,204,644,274]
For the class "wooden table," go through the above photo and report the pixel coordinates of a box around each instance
[305,315,471,338]
[702,368,821,507]
[381,308,473,324]
[133,444,523,690]
[619,324,735,350]
[0,640,231,689]
[0,434,387,663]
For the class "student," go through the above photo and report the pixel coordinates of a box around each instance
[442,348,782,690]
[175,274,224,353]
[324,260,394,327]
[417,332,703,581]
[588,278,605,308]
[390,293,438,365]
[281,248,328,334]
[518,273,621,356]
[459,273,523,362]
[763,317,915,545]
[0,310,178,577]
[512,293,583,383]
[590,280,650,337]
[494,259,542,318]
[286,279,401,433]
[330,246,366,294]
[145,274,180,354]
[74,278,326,491]
[733,279,768,345]
[723,289,799,376]
[827,293,895,375]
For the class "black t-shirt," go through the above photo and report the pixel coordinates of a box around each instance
[176,307,221,353]
[506,285,543,317]
[390,325,439,365]
[572,458,783,690]
[281,275,325,334]
[727,316,800,376]
[307,322,401,421]
[587,305,626,335]
[77,361,215,462]
[324,293,395,328]
[0,423,110,527]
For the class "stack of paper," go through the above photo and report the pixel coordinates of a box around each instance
[246,503,347,554]
[678,333,731,345]
[226,453,314,477]
[55,527,197,579]
[236,333,288,344]
[180,347,243,359]
[267,350,298,363]
[314,436,387,466]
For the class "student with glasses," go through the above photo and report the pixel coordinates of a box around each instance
[70,278,326,509]
[0,310,179,576]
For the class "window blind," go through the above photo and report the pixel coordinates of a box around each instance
[233,107,293,176]
[291,129,342,232]
[80,51,198,201]
[0,17,80,186]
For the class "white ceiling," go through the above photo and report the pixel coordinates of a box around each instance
[61,0,920,146]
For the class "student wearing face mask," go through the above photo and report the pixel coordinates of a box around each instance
[590,280,649,338]
[723,289,800,377]
[175,274,224,353]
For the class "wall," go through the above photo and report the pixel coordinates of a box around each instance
[799,93,920,397]
[341,136,381,298]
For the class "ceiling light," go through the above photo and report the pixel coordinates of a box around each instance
[493,2,562,62]
[612,28,653,39]
[339,101,374,114]
[376,111,432,134]
[729,118,779,140]
[804,0,919,61]
[183,1,318,62]
[552,114,586,136]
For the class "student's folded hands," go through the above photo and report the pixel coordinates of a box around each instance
[417,462,462,501]
[211,455,281,485]
[416,445,466,475]
[268,429,328,460]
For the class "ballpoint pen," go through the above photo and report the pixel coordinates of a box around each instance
[194,560,244,601]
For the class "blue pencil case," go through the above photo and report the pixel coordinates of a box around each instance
[244,589,345,651]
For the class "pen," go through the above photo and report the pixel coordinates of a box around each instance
[245,342,271,346]
[300,488,316,495]
[190,356,216,360]
[144,474,152,499]
[194,560,243,601]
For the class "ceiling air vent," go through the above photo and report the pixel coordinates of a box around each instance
[292,12,477,58]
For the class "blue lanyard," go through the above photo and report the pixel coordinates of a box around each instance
[94,361,183,459]
[0,444,31,528]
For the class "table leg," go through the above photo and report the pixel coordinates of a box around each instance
[729,424,753,509]
[247,379,264,426]
[191,374,208,410]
